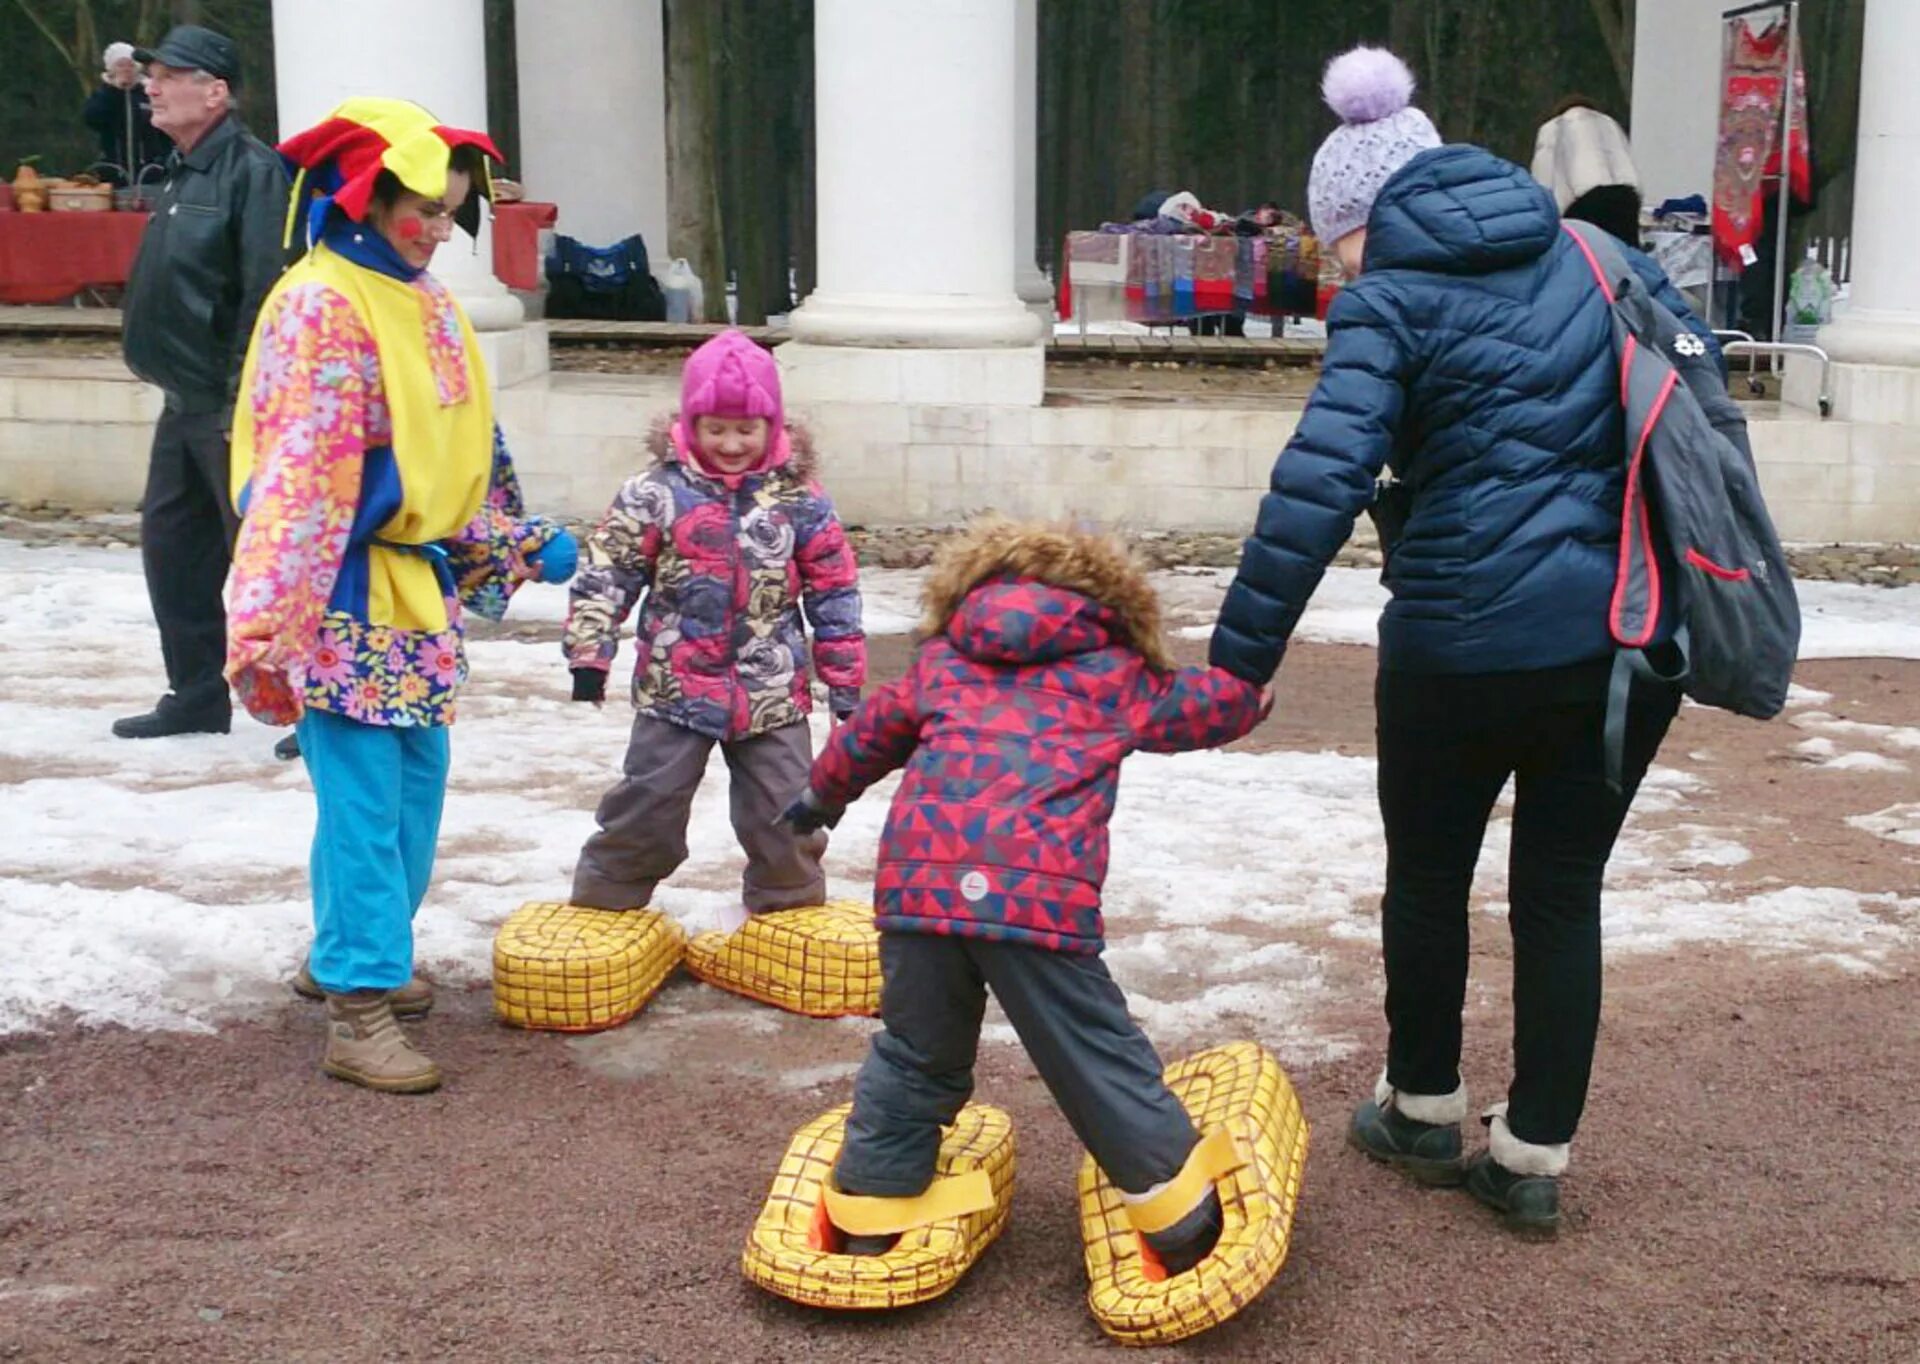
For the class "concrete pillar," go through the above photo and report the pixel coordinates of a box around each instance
[1013,0,1052,324]
[1775,0,1920,536]
[514,0,668,255]
[782,0,1044,406]
[1629,0,1724,209]
[1816,0,1920,371]
[270,0,525,335]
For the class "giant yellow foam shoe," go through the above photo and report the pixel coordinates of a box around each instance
[1079,1041,1309,1346]
[743,1101,1015,1311]
[492,902,685,1032]
[684,900,881,1017]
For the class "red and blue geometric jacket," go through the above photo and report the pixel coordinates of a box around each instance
[808,522,1267,955]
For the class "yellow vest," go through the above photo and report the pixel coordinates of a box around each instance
[231,242,493,633]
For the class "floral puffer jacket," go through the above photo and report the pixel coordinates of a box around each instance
[564,419,865,740]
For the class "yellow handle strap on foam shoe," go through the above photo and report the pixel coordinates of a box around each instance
[822,1170,996,1238]
[1122,1127,1249,1236]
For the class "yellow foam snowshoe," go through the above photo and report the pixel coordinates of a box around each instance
[742,1101,1015,1310]
[1079,1041,1309,1346]
[492,902,685,1032]
[684,900,881,1017]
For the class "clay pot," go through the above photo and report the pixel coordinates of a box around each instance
[12,165,45,213]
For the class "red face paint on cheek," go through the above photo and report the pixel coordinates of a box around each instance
[397,218,425,241]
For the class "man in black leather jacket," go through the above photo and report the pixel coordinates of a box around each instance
[116,25,289,741]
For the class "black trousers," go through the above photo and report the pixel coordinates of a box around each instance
[1375,660,1680,1147]
[835,933,1197,1199]
[140,407,239,710]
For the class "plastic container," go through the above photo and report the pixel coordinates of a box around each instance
[49,183,112,212]
[662,257,704,324]
[1787,245,1836,327]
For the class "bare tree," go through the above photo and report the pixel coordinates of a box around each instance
[664,0,728,321]
[1585,0,1634,106]
[11,0,167,96]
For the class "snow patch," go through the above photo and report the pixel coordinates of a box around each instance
[3,543,1917,1041]
[1847,804,1920,848]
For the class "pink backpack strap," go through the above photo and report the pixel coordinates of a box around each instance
[1561,220,1616,296]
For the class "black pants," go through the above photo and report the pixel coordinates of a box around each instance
[1375,660,1680,1148]
[140,407,239,710]
[835,933,1197,1199]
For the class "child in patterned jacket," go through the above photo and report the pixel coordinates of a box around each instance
[780,519,1270,1271]
[564,329,865,921]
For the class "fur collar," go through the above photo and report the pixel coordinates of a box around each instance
[644,412,819,485]
[919,519,1171,670]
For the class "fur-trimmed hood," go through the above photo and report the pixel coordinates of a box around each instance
[644,411,819,486]
[920,519,1170,670]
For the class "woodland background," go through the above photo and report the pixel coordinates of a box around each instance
[1,0,1868,323]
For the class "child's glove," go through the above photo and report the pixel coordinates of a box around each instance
[528,529,579,584]
[779,790,844,835]
[571,667,607,703]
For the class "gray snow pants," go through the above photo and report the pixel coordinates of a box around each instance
[571,715,827,912]
[834,932,1199,1200]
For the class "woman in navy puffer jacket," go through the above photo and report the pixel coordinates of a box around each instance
[1212,48,1713,1235]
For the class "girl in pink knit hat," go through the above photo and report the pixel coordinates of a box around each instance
[564,329,866,928]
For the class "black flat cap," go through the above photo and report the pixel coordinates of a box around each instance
[134,25,241,84]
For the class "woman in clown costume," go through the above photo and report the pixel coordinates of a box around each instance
[225,99,576,1094]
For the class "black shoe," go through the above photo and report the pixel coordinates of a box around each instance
[840,1232,899,1257]
[1141,1188,1223,1276]
[1348,1099,1466,1186]
[1464,1151,1561,1236]
[112,694,231,739]
[274,732,302,762]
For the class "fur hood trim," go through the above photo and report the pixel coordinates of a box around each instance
[644,411,819,484]
[919,518,1171,670]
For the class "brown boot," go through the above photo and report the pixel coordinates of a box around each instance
[322,992,442,1094]
[292,957,434,1017]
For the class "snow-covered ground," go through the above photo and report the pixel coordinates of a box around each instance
[2,540,1917,1055]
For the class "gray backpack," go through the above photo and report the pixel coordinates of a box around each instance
[1562,221,1801,787]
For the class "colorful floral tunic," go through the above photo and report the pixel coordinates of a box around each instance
[226,245,560,728]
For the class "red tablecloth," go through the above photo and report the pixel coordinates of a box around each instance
[492,200,557,291]
[0,210,149,303]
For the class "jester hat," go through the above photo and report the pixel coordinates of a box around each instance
[277,96,502,249]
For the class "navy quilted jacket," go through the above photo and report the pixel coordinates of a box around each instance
[1211,145,1711,685]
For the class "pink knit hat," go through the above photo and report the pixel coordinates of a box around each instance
[680,329,783,432]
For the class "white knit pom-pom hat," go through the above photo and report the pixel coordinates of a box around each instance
[1307,46,1442,245]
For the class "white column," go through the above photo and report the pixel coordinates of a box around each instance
[1629,0,1724,209]
[1817,0,1920,369]
[270,0,524,333]
[784,0,1044,406]
[515,0,667,255]
[1013,0,1052,322]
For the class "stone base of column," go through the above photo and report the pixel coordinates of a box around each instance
[1016,263,1055,327]
[455,287,528,335]
[1778,343,1920,542]
[1781,310,1920,423]
[778,341,1044,407]
[1786,356,1920,426]
[474,322,551,391]
[789,290,1042,349]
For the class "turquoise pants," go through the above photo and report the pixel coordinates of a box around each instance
[299,708,450,994]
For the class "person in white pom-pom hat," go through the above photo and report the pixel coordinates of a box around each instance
[1212,46,1732,1237]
